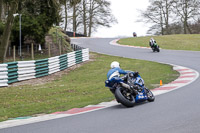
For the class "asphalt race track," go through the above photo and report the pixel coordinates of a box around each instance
[1,38,200,133]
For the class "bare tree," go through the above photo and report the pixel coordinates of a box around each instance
[189,19,200,34]
[0,1,18,63]
[139,0,173,35]
[160,0,173,34]
[64,0,68,31]
[60,0,70,31]
[60,0,116,37]
[70,0,81,32]
[87,0,117,37]
[172,0,200,34]
[82,0,88,36]
[0,0,3,20]
[140,1,164,35]
[0,0,7,21]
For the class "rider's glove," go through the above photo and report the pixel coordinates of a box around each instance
[134,71,139,77]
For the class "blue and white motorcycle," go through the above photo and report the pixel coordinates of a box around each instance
[105,71,155,107]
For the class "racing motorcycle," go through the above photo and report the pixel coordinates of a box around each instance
[150,42,160,52]
[105,71,155,107]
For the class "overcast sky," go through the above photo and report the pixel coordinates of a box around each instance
[93,0,150,38]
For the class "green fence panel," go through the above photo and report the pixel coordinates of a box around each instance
[35,59,49,77]
[6,62,18,84]
[59,54,68,70]
[75,50,82,64]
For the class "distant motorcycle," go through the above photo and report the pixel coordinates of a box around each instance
[151,44,160,52]
[105,71,155,107]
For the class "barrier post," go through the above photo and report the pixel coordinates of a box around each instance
[48,43,51,57]
[13,45,16,62]
[31,43,34,60]
[59,38,61,55]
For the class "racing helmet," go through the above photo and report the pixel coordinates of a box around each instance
[110,61,120,68]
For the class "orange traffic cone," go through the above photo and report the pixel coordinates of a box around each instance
[160,80,163,86]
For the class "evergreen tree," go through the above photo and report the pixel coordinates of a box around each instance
[0,0,61,62]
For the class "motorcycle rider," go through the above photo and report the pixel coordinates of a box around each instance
[150,38,159,47]
[107,61,127,80]
[149,38,155,48]
[105,61,155,105]
[133,32,137,37]
[107,61,139,92]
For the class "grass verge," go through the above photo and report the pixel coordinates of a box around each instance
[0,52,179,122]
[118,34,200,51]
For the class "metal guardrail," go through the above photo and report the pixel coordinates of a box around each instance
[71,43,84,51]
[65,31,85,37]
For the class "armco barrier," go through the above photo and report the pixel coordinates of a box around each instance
[17,61,35,81]
[0,64,8,87]
[7,62,18,84]
[0,48,89,87]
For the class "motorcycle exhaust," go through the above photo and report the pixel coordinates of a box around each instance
[120,82,130,89]
[120,82,138,95]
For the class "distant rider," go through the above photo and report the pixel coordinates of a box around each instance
[149,38,157,48]
[133,32,137,37]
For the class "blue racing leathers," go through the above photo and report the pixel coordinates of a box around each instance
[107,67,127,80]
[106,67,128,88]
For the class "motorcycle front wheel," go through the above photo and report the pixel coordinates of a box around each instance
[115,87,135,107]
[145,88,155,102]
[157,47,160,52]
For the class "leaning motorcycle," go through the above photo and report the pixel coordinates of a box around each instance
[149,41,160,52]
[105,71,155,107]
[151,44,160,52]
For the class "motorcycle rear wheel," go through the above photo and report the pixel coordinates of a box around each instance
[115,87,135,107]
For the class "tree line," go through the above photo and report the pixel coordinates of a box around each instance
[61,0,117,37]
[0,0,116,62]
[139,0,200,35]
